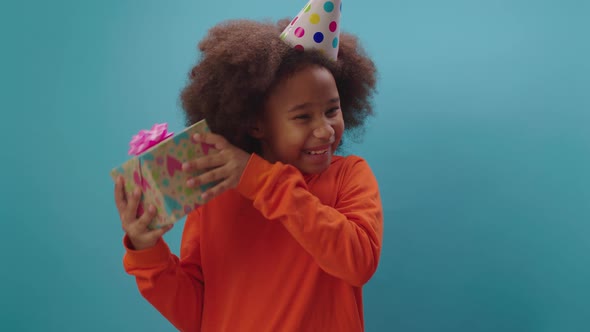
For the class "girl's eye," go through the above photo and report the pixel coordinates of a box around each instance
[326,108,340,116]
[294,114,310,120]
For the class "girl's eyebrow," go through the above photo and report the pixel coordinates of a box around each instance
[328,97,340,104]
[288,102,312,113]
[287,97,340,113]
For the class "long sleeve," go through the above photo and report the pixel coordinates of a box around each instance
[122,210,204,332]
[236,154,383,287]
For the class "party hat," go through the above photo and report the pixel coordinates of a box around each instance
[280,0,342,60]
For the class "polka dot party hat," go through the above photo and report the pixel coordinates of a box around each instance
[280,0,342,61]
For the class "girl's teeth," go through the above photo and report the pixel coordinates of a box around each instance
[307,149,327,155]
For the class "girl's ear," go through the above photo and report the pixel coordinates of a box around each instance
[250,127,264,139]
[249,119,265,139]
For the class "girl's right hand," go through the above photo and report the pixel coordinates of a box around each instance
[114,176,173,251]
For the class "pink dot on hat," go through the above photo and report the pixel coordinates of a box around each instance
[294,44,305,51]
[294,27,305,38]
[329,21,337,32]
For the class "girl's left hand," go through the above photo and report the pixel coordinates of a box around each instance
[182,132,251,201]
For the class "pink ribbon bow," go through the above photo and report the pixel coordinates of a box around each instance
[128,123,174,156]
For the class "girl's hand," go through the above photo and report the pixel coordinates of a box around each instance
[182,132,251,201]
[114,176,173,250]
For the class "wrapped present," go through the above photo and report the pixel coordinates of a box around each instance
[110,120,218,229]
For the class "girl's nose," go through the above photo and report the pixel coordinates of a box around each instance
[313,122,335,139]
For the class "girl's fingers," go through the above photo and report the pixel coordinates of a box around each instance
[194,132,228,150]
[188,166,227,188]
[182,153,226,172]
[201,178,232,201]
[133,204,157,233]
[148,224,174,242]
[124,188,142,224]
[114,176,128,214]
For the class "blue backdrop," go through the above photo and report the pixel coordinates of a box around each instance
[2,0,589,331]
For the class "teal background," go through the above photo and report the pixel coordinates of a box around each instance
[2,0,588,331]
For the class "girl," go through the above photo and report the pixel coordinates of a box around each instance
[114,9,382,332]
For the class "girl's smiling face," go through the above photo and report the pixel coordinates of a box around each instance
[253,65,344,175]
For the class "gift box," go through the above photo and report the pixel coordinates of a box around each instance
[110,120,218,229]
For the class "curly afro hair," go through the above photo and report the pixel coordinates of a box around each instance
[180,18,377,154]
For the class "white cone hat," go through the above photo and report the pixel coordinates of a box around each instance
[280,0,342,60]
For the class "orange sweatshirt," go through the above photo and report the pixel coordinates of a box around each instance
[123,153,383,332]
